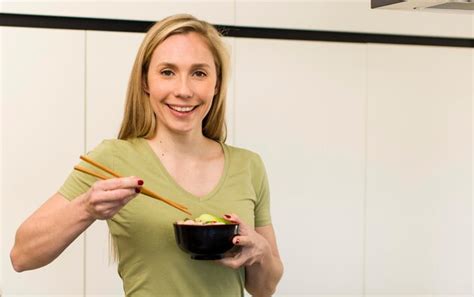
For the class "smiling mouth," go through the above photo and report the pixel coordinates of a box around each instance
[167,104,198,113]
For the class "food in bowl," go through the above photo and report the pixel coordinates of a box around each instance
[174,213,239,260]
[176,213,231,225]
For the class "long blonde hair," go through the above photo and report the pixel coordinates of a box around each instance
[118,14,230,142]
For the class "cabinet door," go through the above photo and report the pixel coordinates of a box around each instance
[471,24,474,295]
[234,38,367,295]
[235,1,472,38]
[1,1,235,26]
[1,27,85,296]
[85,30,144,296]
[366,44,472,295]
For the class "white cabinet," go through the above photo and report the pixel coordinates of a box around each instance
[471,17,474,292]
[0,1,235,26]
[234,38,367,295]
[366,44,472,295]
[84,30,144,296]
[235,1,472,38]
[234,38,472,296]
[85,31,144,149]
[1,27,85,296]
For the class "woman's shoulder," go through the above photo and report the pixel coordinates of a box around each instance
[224,143,257,156]
[223,143,265,166]
[87,138,146,160]
[92,137,144,151]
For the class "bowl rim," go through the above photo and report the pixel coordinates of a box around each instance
[173,222,239,227]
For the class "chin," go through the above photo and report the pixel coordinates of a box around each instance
[169,125,199,135]
[158,118,203,136]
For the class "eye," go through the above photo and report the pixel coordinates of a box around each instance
[193,70,207,78]
[160,69,174,77]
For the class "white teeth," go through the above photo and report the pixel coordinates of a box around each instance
[169,105,195,112]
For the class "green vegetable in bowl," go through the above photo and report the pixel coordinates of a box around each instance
[180,213,231,225]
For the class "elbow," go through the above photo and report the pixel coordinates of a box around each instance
[10,242,56,272]
[263,285,278,297]
[10,247,26,272]
[257,262,283,296]
[247,275,282,297]
[246,259,284,296]
[247,285,277,297]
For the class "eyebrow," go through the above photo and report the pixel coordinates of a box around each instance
[157,62,211,69]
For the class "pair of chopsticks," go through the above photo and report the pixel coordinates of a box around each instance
[74,155,191,216]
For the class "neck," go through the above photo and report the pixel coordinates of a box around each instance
[148,127,211,157]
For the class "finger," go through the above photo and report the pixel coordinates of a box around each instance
[90,187,140,204]
[218,254,246,270]
[241,256,258,267]
[96,192,137,208]
[223,213,241,224]
[96,205,123,220]
[93,201,123,213]
[122,195,136,205]
[88,194,137,219]
[232,235,250,246]
[99,176,143,190]
[224,213,251,234]
[222,246,241,258]
[94,176,144,191]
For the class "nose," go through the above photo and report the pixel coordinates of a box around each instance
[174,76,193,99]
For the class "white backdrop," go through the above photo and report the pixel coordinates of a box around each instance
[1,1,473,296]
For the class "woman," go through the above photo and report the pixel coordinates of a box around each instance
[10,14,283,296]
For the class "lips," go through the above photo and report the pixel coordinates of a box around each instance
[167,104,198,113]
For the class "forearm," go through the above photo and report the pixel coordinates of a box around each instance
[245,252,284,297]
[10,194,95,272]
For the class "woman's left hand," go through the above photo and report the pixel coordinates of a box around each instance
[217,213,270,269]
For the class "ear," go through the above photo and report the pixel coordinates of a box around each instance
[142,80,150,95]
[214,80,220,95]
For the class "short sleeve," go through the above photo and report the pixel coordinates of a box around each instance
[58,140,116,201]
[254,154,272,227]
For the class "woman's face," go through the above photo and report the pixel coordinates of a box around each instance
[146,32,218,137]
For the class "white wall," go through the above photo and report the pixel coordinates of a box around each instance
[0,20,3,297]
[83,31,145,296]
[1,1,473,297]
[234,38,367,295]
[1,0,472,38]
[471,9,474,296]
[471,13,474,296]
[366,44,472,295]
[1,27,86,296]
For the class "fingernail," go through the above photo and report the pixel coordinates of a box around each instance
[235,238,240,245]
[137,180,144,186]
[224,214,231,219]
[135,188,141,193]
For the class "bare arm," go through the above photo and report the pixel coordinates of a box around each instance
[219,215,284,297]
[10,177,143,272]
[10,193,95,271]
[244,225,284,297]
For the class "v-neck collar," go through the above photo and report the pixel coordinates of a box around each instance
[140,138,229,202]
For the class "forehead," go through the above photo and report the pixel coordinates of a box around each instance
[151,32,215,65]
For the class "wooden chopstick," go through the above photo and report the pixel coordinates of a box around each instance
[75,157,191,216]
[74,165,191,215]
[74,165,109,181]
[80,155,121,178]
[80,155,188,210]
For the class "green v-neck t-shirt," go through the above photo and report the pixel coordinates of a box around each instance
[59,138,272,297]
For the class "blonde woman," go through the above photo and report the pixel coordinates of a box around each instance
[10,14,283,296]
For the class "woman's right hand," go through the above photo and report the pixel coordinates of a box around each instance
[81,177,144,220]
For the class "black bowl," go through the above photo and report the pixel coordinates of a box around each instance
[173,223,239,260]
